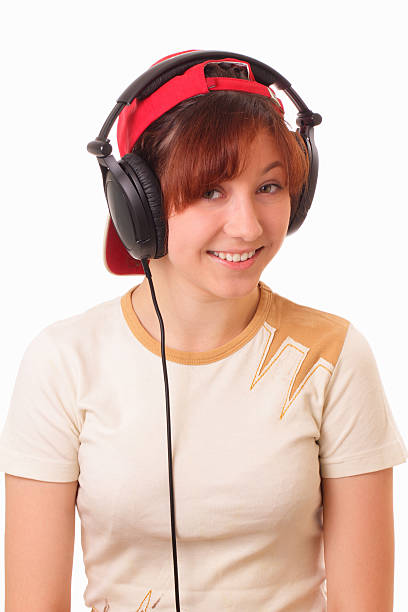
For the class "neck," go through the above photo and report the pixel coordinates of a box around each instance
[131,272,261,353]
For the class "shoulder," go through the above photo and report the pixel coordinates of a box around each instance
[23,293,123,364]
[265,284,350,332]
[260,282,351,371]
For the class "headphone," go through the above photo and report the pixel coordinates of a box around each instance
[87,49,322,612]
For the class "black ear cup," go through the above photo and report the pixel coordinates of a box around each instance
[287,129,319,235]
[104,152,168,262]
[288,188,310,235]
[120,153,168,259]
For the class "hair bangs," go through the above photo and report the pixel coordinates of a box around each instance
[163,96,268,215]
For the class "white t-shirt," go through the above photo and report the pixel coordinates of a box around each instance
[1,280,407,612]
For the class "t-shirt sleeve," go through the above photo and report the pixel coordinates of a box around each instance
[0,327,81,482]
[318,322,408,478]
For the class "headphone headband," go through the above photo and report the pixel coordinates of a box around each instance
[88,50,322,157]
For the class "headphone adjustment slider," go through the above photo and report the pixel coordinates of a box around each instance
[296,112,323,128]
[87,138,113,158]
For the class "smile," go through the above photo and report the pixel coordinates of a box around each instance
[207,246,263,269]
[209,249,256,261]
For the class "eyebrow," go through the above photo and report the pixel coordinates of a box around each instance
[261,161,283,174]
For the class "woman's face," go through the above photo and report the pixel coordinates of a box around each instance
[152,129,292,301]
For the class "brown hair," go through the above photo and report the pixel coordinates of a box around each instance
[132,62,309,220]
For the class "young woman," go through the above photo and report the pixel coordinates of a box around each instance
[1,50,407,612]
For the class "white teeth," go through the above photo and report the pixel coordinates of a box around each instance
[212,249,256,262]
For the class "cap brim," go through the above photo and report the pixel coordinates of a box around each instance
[103,216,146,275]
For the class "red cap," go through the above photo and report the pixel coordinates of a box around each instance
[104,50,285,275]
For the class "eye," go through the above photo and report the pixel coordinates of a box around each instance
[258,183,281,194]
[202,189,222,200]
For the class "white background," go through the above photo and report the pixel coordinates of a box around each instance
[0,0,407,609]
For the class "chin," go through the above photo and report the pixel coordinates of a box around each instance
[206,276,261,300]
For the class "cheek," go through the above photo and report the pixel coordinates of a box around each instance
[166,214,210,259]
[279,195,292,225]
[263,197,292,233]
[168,217,195,261]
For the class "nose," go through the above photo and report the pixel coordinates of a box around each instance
[223,194,263,243]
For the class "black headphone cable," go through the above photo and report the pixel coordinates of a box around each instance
[141,258,181,612]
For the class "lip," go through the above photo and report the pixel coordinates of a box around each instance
[207,247,263,255]
[207,246,264,269]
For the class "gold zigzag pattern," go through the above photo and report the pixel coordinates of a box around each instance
[250,323,334,419]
